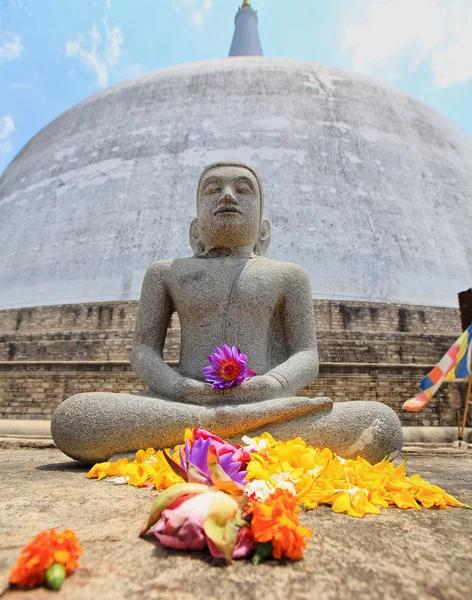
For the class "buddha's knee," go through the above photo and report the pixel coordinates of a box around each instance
[51,392,127,463]
[330,401,403,461]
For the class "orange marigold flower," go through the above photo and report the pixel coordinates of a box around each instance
[9,529,82,589]
[250,489,311,560]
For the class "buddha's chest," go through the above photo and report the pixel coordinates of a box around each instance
[167,261,282,324]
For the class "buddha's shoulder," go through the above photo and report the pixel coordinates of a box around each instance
[255,257,310,280]
[144,257,200,279]
[143,259,174,279]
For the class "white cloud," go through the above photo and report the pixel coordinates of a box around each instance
[0,31,24,62]
[65,21,124,87]
[105,0,111,9]
[104,22,123,66]
[431,7,472,86]
[173,0,212,27]
[0,115,15,155]
[6,0,31,10]
[10,81,32,88]
[192,11,204,27]
[342,0,472,87]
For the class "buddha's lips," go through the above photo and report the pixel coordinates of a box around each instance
[214,206,242,216]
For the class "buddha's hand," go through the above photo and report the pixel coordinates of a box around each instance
[179,378,223,405]
[177,375,284,405]
[190,374,284,405]
[233,374,285,403]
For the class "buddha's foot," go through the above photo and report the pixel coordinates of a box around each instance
[51,392,332,463]
[243,400,403,464]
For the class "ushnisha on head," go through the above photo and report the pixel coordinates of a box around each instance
[189,160,271,257]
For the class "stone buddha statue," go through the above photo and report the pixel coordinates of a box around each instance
[52,161,403,464]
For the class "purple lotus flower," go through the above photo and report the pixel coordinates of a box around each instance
[180,437,248,487]
[202,344,256,389]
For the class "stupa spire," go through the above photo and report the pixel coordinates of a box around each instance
[228,1,263,57]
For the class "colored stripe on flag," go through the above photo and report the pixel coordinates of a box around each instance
[403,324,472,412]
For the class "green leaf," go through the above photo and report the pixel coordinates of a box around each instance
[252,542,273,565]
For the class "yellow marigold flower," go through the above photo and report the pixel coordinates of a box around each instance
[332,487,382,518]
[246,434,465,517]
[87,447,185,489]
[88,431,466,519]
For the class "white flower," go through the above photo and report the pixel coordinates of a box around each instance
[241,435,268,452]
[245,479,274,502]
[270,472,296,484]
[108,476,127,485]
[274,481,297,495]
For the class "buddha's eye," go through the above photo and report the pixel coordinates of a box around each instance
[235,183,253,194]
[203,183,221,195]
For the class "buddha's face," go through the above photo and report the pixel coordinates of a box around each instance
[196,165,261,249]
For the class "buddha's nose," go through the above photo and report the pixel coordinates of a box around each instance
[218,187,238,205]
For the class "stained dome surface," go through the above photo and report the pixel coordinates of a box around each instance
[1,57,471,309]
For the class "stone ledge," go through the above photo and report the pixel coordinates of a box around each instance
[0,359,444,373]
[0,420,469,445]
[0,418,51,437]
[0,299,461,336]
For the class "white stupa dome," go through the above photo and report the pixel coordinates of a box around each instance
[1,56,471,309]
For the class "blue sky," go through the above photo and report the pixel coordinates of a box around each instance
[1,0,472,174]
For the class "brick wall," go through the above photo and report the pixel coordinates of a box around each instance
[0,298,468,426]
[0,361,465,426]
[0,300,460,365]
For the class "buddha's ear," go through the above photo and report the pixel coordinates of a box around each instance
[189,218,205,256]
[254,219,271,256]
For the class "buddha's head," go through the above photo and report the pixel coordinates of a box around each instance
[190,161,271,257]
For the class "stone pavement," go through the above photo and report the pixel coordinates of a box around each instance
[1,446,471,600]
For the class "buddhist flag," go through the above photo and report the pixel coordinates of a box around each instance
[403,324,472,412]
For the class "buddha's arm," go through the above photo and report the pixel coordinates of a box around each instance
[261,264,319,395]
[131,261,186,400]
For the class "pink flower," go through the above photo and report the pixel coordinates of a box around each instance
[207,527,255,560]
[153,490,255,561]
[154,493,212,550]
[202,345,256,389]
[192,428,250,465]
[141,444,255,563]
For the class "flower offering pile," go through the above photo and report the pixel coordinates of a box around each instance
[88,428,467,564]
[9,529,82,591]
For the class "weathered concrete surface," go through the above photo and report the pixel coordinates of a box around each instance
[2,58,472,311]
[1,447,471,599]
